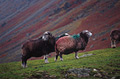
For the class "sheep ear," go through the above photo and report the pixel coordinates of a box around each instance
[65,33,70,36]
[83,30,88,33]
[42,35,47,41]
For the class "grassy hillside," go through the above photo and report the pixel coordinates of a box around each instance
[0,0,120,63]
[0,47,120,79]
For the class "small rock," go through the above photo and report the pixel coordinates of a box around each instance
[111,76,116,79]
[80,54,94,58]
[111,76,120,79]
[69,73,76,76]
[93,69,98,72]
[45,75,49,77]
[78,74,82,78]
[67,68,91,78]
[78,73,90,78]
[65,74,68,77]
[94,73,102,77]
[50,75,56,78]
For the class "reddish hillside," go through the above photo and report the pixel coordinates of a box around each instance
[0,0,120,63]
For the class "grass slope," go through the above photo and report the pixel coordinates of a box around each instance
[0,47,120,79]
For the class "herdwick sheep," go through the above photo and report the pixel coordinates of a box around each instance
[21,31,55,68]
[110,30,120,48]
[55,30,92,61]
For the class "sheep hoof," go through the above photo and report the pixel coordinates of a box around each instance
[76,56,79,59]
[45,61,49,63]
[45,60,49,63]
[60,58,63,61]
[112,46,116,48]
[54,58,57,62]
[21,64,27,68]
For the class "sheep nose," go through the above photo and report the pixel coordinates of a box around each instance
[89,32,92,37]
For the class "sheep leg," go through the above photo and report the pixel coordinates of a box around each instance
[44,55,49,63]
[21,55,29,68]
[113,40,116,48]
[111,40,116,48]
[111,40,114,48]
[60,53,63,61]
[55,54,59,62]
[75,52,79,59]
